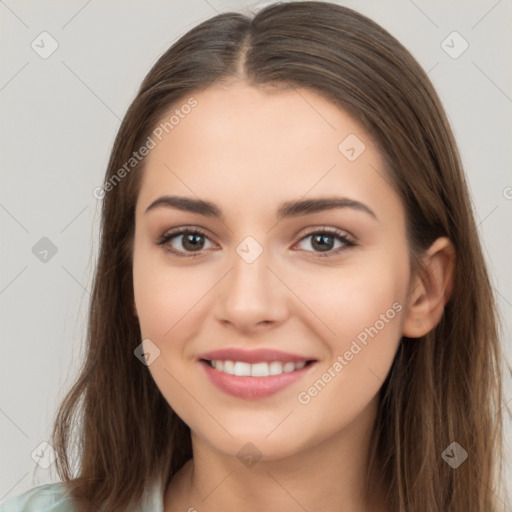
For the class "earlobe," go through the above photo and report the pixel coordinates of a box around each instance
[402,237,456,338]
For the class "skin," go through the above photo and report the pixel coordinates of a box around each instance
[132,81,455,512]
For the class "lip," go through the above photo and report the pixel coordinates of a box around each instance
[198,359,317,400]
[197,348,314,364]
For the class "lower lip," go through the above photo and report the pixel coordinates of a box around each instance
[199,360,315,400]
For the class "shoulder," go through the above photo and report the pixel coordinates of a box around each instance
[0,482,76,512]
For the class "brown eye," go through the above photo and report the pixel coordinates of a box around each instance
[181,232,206,251]
[157,228,216,257]
[295,229,355,257]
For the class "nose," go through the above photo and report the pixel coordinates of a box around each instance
[213,244,289,334]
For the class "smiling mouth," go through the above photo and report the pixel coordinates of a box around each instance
[201,359,316,377]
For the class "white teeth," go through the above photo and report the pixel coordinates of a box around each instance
[212,360,224,372]
[251,362,269,377]
[269,361,283,375]
[282,362,295,373]
[233,362,251,377]
[209,359,308,377]
[223,360,235,374]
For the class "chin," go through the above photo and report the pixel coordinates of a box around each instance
[195,425,317,464]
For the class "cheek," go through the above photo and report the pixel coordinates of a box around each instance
[293,250,408,406]
[293,255,407,347]
[132,243,206,340]
[293,273,405,437]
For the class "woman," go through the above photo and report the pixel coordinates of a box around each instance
[1,1,507,511]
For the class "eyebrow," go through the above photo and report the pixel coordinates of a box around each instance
[144,195,377,221]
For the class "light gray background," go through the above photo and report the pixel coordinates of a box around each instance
[1,0,511,507]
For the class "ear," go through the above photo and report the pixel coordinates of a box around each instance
[402,237,456,338]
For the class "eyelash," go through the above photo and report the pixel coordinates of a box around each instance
[156,226,356,259]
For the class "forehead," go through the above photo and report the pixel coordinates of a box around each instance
[135,82,401,223]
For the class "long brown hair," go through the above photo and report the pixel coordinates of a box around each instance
[50,2,507,510]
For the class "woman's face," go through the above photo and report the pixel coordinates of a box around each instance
[132,82,411,461]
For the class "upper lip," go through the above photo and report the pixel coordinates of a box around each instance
[198,348,315,364]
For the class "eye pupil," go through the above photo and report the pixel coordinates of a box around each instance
[183,233,204,251]
[312,234,333,252]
